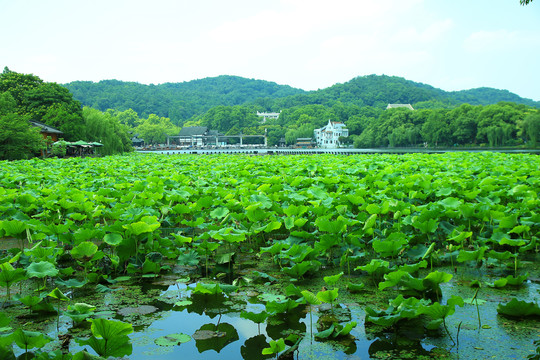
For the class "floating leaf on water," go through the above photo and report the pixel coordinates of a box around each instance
[174,300,193,307]
[117,305,158,317]
[154,333,191,346]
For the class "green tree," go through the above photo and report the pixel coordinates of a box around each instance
[519,111,540,146]
[83,107,132,155]
[42,103,86,141]
[0,113,43,160]
[136,114,178,145]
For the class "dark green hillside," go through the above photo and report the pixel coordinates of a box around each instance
[64,76,305,126]
[272,75,450,109]
[64,75,538,128]
[449,87,539,107]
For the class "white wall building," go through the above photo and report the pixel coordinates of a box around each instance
[256,111,281,123]
[314,120,349,148]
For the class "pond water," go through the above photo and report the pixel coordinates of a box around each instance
[58,268,540,359]
[3,261,539,359]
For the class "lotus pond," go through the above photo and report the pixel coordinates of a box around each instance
[0,152,539,360]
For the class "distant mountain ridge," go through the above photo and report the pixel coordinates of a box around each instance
[63,74,539,125]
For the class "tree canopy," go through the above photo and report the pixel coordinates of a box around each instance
[0,68,133,160]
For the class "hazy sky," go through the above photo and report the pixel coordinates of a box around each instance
[2,0,539,100]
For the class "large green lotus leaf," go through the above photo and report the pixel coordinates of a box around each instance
[12,329,51,350]
[412,217,439,234]
[417,296,463,320]
[56,278,88,288]
[48,287,69,301]
[26,261,59,279]
[177,249,200,266]
[0,263,26,286]
[335,321,357,337]
[498,237,527,247]
[73,228,100,243]
[0,220,27,237]
[241,334,272,360]
[498,214,518,229]
[400,260,428,273]
[245,204,268,222]
[301,290,322,305]
[70,303,96,313]
[347,282,365,293]
[282,261,312,279]
[210,207,229,219]
[103,233,123,246]
[192,283,222,295]
[69,213,87,221]
[264,221,282,233]
[448,231,473,244]
[283,205,308,217]
[196,240,220,252]
[71,241,98,260]
[323,272,343,287]
[497,298,540,318]
[366,203,381,215]
[487,250,515,261]
[250,194,273,209]
[122,221,154,235]
[142,259,161,274]
[316,288,339,304]
[0,312,11,328]
[193,323,239,353]
[154,333,191,346]
[77,335,132,357]
[16,295,42,308]
[262,338,285,355]
[307,187,329,200]
[378,270,408,291]
[423,271,453,286]
[265,299,300,314]
[315,216,346,234]
[240,310,269,324]
[372,233,407,257]
[362,214,377,230]
[356,259,391,275]
[457,246,488,262]
[315,323,335,339]
[284,217,295,230]
[89,318,133,339]
[438,197,462,210]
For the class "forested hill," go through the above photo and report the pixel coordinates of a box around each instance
[63,76,304,126]
[63,74,539,126]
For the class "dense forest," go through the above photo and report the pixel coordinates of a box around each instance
[64,76,304,127]
[0,68,132,160]
[64,74,539,127]
[2,67,539,160]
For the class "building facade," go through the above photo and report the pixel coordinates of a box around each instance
[256,111,281,123]
[314,120,349,148]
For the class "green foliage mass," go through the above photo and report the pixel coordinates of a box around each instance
[63,74,539,148]
[64,76,304,126]
[0,67,133,160]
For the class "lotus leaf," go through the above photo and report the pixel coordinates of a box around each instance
[154,333,191,346]
[497,298,540,318]
[26,261,59,279]
[12,329,51,351]
[71,241,98,260]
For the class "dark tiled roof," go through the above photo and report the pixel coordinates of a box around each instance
[178,126,208,136]
[30,120,63,134]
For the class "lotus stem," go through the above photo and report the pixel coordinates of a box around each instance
[472,287,481,329]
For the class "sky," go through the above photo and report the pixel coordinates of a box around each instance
[2,0,539,101]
